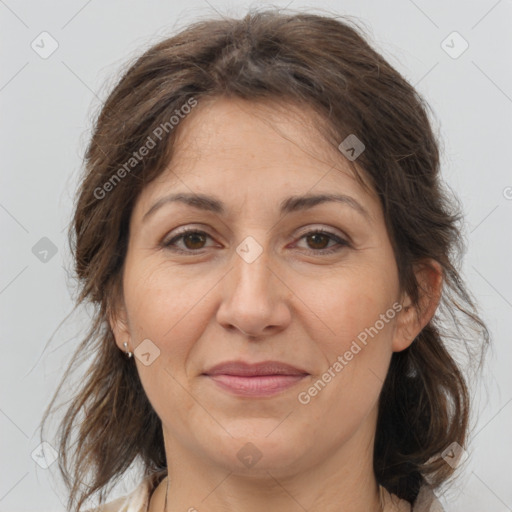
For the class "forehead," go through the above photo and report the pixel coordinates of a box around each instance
[133,96,377,219]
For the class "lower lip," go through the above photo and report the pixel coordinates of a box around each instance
[205,374,308,397]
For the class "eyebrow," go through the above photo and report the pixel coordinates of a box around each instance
[142,192,370,222]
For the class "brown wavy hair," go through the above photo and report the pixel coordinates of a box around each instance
[40,8,489,511]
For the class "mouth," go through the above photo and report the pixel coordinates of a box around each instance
[202,360,309,397]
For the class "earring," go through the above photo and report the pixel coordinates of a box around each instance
[123,342,133,358]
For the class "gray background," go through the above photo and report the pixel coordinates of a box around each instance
[1,0,511,510]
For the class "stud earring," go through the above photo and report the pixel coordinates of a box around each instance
[123,342,133,358]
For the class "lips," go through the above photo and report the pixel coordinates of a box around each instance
[203,360,309,377]
[202,360,309,397]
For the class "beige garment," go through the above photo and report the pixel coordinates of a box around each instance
[380,485,445,512]
[92,474,442,512]
[380,486,413,511]
[87,472,163,512]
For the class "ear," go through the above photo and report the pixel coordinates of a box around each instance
[107,295,132,353]
[392,259,443,352]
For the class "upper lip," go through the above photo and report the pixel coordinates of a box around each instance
[203,360,309,376]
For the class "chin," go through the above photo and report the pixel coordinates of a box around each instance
[198,419,313,474]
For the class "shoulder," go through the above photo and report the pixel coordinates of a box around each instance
[412,485,445,511]
[381,486,413,512]
[381,485,445,511]
[85,471,165,512]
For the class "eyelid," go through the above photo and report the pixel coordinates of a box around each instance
[162,224,351,254]
[294,224,351,243]
[162,225,218,249]
[290,228,350,254]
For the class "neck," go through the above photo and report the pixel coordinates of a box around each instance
[155,422,382,512]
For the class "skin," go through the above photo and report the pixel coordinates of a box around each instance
[110,97,442,512]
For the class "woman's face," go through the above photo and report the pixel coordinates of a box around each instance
[111,97,420,476]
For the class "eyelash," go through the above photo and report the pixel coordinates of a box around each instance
[162,228,350,256]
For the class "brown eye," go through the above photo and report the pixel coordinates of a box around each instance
[163,229,213,253]
[295,229,350,255]
[305,232,331,250]
[182,232,207,250]
[163,228,349,256]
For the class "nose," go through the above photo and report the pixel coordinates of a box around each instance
[216,243,292,339]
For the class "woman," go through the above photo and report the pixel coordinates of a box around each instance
[41,9,489,512]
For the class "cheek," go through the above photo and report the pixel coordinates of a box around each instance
[293,262,399,413]
[295,258,400,413]
[124,260,176,327]
[121,263,211,426]
[294,277,397,431]
[300,262,400,354]
[122,261,220,358]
